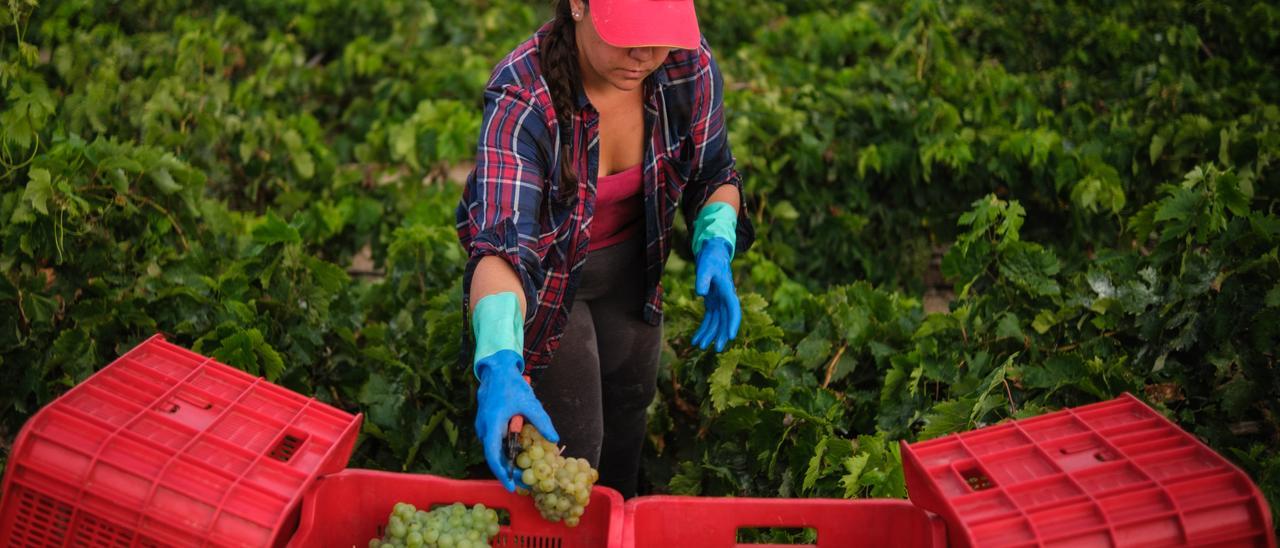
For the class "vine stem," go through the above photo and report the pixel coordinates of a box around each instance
[419,390,459,414]
[821,343,848,388]
[1054,331,1117,352]
[670,366,698,419]
[1,133,43,179]
[1002,375,1017,415]
[133,195,190,251]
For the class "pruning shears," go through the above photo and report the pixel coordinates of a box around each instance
[504,374,532,485]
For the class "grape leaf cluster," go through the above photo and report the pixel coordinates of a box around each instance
[368,502,500,548]
[513,426,598,527]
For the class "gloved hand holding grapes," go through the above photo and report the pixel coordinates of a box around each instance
[470,292,559,492]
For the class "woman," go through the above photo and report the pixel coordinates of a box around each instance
[456,0,753,499]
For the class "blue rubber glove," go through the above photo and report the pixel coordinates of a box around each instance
[692,237,741,352]
[474,350,559,492]
[471,292,559,492]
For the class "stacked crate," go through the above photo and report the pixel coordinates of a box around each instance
[0,335,361,547]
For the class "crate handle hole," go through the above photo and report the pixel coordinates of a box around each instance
[960,468,994,491]
[176,392,213,409]
[1094,451,1108,462]
[508,534,561,547]
[735,526,817,545]
[269,432,308,462]
[159,394,214,413]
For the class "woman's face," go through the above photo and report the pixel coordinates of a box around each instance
[570,1,671,93]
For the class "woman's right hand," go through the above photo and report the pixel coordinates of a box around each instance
[474,349,559,492]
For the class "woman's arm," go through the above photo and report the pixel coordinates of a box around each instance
[458,83,552,321]
[459,82,560,493]
[683,42,750,353]
[704,184,741,215]
[681,41,752,255]
[471,256,527,316]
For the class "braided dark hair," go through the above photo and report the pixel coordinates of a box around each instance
[541,0,584,203]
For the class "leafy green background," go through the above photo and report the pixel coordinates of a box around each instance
[2,0,1278,537]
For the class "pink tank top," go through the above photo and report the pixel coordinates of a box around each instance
[589,164,644,251]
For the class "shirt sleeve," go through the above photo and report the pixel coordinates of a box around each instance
[681,40,755,256]
[457,83,551,320]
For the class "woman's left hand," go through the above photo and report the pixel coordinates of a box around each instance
[692,237,741,352]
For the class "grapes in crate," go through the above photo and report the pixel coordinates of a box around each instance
[368,501,499,548]
[513,425,599,527]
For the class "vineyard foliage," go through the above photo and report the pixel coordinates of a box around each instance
[2,0,1278,530]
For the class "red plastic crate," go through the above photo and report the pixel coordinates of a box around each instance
[622,495,947,547]
[287,469,625,547]
[0,334,363,547]
[902,393,1275,548]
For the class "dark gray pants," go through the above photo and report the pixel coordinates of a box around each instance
[534,234,661,499]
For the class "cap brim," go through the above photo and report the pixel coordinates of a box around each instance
[591,0,700,50]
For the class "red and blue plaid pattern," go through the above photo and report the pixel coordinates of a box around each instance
[457,22,754,376]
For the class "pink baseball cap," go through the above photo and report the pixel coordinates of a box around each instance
[589,0,701,50]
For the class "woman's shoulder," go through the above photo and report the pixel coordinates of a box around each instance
[653,36,722,119]
[481,22,556,111]
[658,36,718,88]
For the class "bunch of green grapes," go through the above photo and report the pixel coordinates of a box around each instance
[367,501,500,548]
[513,426,599,527]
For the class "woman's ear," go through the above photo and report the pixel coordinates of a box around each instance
[569,0,587,20]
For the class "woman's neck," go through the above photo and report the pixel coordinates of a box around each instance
[583,82,642,111]
[577,51,643,107]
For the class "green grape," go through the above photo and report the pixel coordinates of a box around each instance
[389,521,407,539]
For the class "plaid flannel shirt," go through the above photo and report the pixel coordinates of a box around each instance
[456,22,754,377]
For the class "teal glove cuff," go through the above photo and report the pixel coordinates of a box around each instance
[472,291,524,379]
[692,201,738,258]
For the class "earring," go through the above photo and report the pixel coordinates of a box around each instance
[572,11,580,19]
